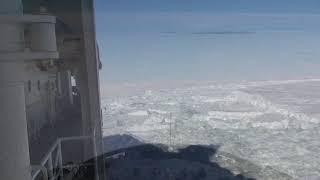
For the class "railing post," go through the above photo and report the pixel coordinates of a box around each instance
[47,153,53,180]
[58,140,64,180]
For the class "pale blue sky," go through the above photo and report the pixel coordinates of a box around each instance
[95,0,320,83]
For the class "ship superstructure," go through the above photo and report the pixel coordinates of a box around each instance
[0,0,105,179]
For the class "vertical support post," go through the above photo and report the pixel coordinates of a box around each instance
[0,1,32,180]
[0,66,32,180]
[80,0,105,179]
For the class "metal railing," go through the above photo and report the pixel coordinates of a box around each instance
[31,136,93,180]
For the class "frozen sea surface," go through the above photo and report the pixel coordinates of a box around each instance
[102,79,320,179]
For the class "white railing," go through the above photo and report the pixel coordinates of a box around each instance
[31,136,93,180]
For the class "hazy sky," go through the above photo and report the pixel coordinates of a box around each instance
[95,0,320,83]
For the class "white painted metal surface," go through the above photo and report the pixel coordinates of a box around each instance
[0,1,32,180]
[0,14,58,60]
[0,15,56,24]
[30,22,57,52]
[0,0,59,179]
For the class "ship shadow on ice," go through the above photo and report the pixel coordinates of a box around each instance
[103,134,145,153]
[75,134,292,180]
[100,134,255,180]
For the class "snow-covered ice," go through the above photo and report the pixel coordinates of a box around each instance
[102,79,320,179]
[128,111,149,116]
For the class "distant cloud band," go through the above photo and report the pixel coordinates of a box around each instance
[192,31,255,35]
[161,31,255,35]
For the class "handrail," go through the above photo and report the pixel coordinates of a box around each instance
[31,136,93,180]
[31,165,48,180]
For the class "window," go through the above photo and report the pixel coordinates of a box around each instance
[27,80,32,92]
[37,80,41,91]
